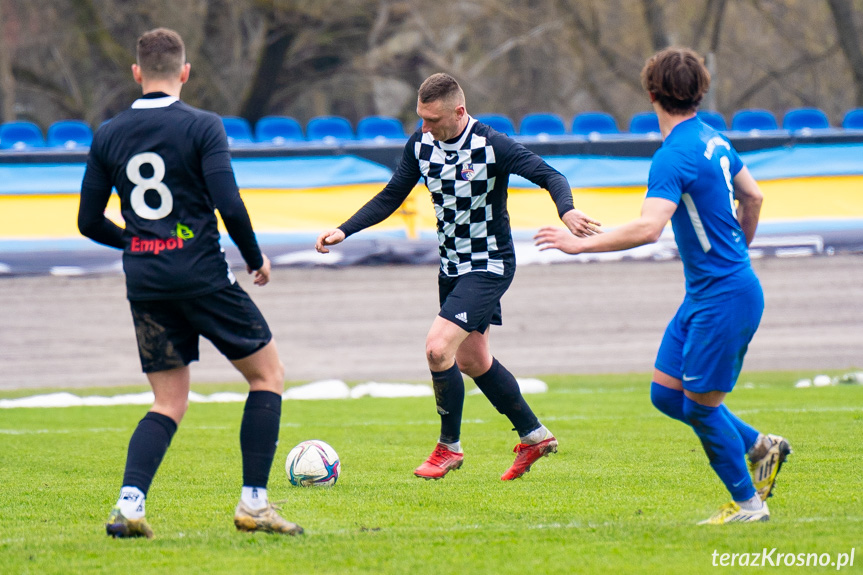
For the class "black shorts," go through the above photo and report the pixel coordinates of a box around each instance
[438,271,514,333]
[129,283,272,373]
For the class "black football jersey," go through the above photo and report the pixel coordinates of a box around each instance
[81,93,244,300]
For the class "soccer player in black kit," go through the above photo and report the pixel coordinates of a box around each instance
[316,73,601,481]
[78,28,302,538]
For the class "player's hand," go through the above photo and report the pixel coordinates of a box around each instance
[561,209,601,237]
[315,229,346,253]
[534,226,585,254]
[249,254,271,286]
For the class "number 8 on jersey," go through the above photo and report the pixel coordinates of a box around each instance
[127,152,173,220]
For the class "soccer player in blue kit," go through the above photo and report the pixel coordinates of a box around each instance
[535,47,790,524]
[317,73,601,481]
[78,28,302,537]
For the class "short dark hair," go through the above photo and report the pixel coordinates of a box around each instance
[136,28,185,79]
[640,47,710,115]
[418,73,464,106]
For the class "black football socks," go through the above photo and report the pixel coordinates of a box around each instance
[431,363,465,444]
[240,390,282,488]
[122,411,177,495]
[473,358,540,436]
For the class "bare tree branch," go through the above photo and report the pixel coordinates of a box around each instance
[641,0,670,51]
[466,21,562,79]
[0,0,16,121]
[729,43,841,110]
[826,0,863,106]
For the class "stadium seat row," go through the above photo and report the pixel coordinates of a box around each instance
[3,107,863,150]
[0,120,94,150]
[225,108,863,144]
[483,108,863,137]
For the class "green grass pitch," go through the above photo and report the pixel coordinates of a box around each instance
[1,372,861,574]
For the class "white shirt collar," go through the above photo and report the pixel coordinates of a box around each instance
[131,96,179,109]
[425,116,477,150]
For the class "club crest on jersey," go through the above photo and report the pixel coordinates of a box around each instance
[460,163,476,181]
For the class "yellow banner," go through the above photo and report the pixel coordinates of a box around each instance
[2,176,862,239]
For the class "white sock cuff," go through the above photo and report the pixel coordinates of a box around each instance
[440,440,462,453]
[521,425,550,444]
[117,486,146,519]
[737,494,764,511]
[241,486,269,510]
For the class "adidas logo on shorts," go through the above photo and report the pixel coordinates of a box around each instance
[455,312,468,323]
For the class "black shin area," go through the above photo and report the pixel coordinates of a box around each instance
[240,390,282,488]
[473,358,539,436]
[431,363,465,444]
[122,411,178,495]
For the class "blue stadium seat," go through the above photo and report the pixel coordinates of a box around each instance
[0,121,45,149]
[782,107,830,131]
[255,116,303,144]
[571,112,618,135]
[519,113,566,137]
[731,109,778,132]
[475,114,516,136]
[221,116,254,146]
[356,116,406,140]
[842,108,863,130]
[306,116,355,142]
[47,120,93,149]
[628,112,660,134]
[697,110,727,131]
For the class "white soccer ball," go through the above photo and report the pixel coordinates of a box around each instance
[285,440,341,487]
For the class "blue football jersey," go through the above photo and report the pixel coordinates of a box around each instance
[646,117,757,298]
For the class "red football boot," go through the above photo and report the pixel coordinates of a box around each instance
[413,443,464,479]
[501,436,558,480]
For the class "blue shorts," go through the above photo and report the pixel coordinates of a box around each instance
[654,281,764,393]
[438,271,513,333]
[129,282,272,373]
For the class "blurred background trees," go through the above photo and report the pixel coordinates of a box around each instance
[1,0,861,130]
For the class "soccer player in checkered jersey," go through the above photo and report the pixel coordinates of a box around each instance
[78,28,302,538]
[316,73,601,480]
[536,47,791,524]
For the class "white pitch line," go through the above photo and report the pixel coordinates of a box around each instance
[733,406,863,415]
[2,515,860,545]
[0,427,128,435]
[2,403,860,436]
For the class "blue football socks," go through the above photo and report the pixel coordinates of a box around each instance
[719,405,760,453]
[651,382,760,454]
[683,396,756,502]
[650,382,685,422]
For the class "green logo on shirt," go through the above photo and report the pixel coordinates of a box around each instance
[175,223,194,240]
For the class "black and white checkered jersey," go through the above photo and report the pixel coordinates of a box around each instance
[339,117,574,276]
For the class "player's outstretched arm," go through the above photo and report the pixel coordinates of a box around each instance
[535,197,675,254]
[248,254,271,286]
[315,229,346,253]
[560,208,602,237]
[316,137,421,254]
